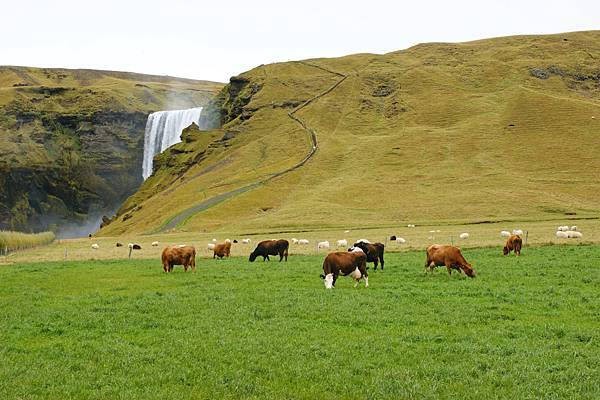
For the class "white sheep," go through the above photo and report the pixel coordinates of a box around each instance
[207,243,216,250]
[555,231,568,238]
[151,241,159,246]
[500,231,511,237]
[459,233,469,240]
[298,239,309,245]
[336,239,348,248]
[317,241,330,250]
[395,237,406,244]
[241,238,251,244]
[291,238,298,244]
[566,231,582,239]
[512,229,523,235]
[212,238,217,242]
[557,226,569,232]
[570,226,578,231]
[91,243,99,249]
[407,224,416,228]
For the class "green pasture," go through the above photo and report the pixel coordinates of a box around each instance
[0,245,598,399]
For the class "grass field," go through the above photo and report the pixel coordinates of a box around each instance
[1,245,598,399]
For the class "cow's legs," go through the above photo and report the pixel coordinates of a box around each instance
[332,272,339,287]
[279,251,283,262]
[373,258,378,270]
[445,262,452,276]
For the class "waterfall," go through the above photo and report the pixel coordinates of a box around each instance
[142,107,203,179]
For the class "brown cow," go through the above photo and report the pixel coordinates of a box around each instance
[213,241,232,259]
[351,241,385,270]
[161,245,196,272]
[503,234,522,256]
[425,244,476,278]
[320,251,368,289]
[249,239,289,262]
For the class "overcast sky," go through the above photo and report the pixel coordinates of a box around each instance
[1,0,599,82]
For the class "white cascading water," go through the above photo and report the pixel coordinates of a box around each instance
[142,107,203,179]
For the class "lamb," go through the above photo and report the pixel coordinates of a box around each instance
[317,241,330,250]
[91,243,99,249]
[570,226,578,231]
[241,239,251,244]
[459,233,469,240]
[151,241,159,247]
[512,229,523,235]
[500,231,511,237]
[557,226,569,232]
[298,239,309,245]
[336,239,348,248]
[291,238,299,244]
[396,237,406,244]
[556,231,568,238]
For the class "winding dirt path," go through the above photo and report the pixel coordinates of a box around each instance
[156,63,348,233]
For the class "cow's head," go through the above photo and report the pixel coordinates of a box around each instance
[503,246,509,255]
[321,273,334,289]
[248,251,257,262]
[462,264,476,278]
[352,241,370,254]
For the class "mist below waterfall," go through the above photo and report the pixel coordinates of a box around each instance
[142,107,203,179]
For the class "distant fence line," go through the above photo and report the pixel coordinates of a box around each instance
[0,231,55,255]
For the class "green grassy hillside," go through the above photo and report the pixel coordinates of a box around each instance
[101,31,600,236]
[0,66,223,233]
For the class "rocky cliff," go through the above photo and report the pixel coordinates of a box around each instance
[0,66,223,234]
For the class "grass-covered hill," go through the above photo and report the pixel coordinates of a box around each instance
[101,31,600,236]
[0,66,223,233]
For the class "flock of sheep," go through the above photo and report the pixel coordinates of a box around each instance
[88,223,584,252]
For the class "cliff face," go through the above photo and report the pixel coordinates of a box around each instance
[0,66,223,234]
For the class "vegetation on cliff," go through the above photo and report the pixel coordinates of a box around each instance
[0,66,223,234]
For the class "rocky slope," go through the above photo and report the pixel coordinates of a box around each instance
[0,66,223,234]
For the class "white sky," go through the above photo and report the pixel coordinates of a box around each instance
[1,0,599,82]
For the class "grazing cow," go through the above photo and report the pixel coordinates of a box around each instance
[352,241,385,270]
[161,245,196,273]
[320,251,368,289]
[249,239,289,262]
[503,234,522,256]
[425,244,476,278]
[213,241,232,259]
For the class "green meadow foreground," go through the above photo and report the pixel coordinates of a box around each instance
[1,245,598,399]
